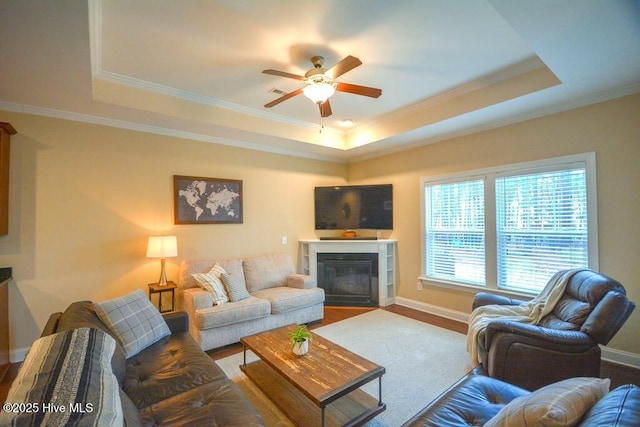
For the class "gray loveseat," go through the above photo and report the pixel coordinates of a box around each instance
[178,252,325,351]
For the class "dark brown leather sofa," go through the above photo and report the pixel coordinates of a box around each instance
[472,269,635,391]
[403,370,640,426]
[43,301,265,426]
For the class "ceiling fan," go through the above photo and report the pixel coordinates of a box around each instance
[262,55,382,118]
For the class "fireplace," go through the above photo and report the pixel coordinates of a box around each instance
[317,253,378,307]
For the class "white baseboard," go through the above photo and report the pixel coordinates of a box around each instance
[394,296,470,323]
[11,347,28,364]
[601,347,640,369]
[394,296,640,369]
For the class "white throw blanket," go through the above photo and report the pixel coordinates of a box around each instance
[466,268,587,367]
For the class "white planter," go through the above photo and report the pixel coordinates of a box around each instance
[292,339,309,356]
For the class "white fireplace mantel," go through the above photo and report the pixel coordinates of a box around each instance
[299,239,397,306]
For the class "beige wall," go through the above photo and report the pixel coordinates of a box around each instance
[0,112,347,352]
[349,93,640,355]
[1,93,638,357]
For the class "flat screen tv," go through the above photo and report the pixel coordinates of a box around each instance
[314,184,393,230]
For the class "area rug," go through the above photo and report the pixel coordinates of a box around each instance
[216,309,472,426]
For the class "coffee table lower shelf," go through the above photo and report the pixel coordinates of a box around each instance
[241,360,386,427]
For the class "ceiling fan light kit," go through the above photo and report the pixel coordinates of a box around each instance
[302,75,336,104]
[262,55,382,120]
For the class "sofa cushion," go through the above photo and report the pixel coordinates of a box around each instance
[194,295,271,330]
[0,328,122,426]
[94,289,171,358]
[580,384,640,426]
[485,377,610,427]
[56,301,128,385]
[139,379,264,426]
[243,252,295,292]
[539,295,591,330]
[123,331,228,408]
[251,286,325,314]
[403,372,529,427]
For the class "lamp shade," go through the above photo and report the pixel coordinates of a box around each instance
[146,236,178,258]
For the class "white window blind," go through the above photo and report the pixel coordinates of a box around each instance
[421,153,596,296]
[425,179,485,285]
[496,167,588,293]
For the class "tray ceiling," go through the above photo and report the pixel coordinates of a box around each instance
[1,0,639,162]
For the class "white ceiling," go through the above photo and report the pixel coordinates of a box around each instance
[1,0,639,162]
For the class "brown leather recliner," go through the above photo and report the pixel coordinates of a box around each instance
[473,269,635,391]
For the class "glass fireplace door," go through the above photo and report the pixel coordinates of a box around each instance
[317,253,379,307]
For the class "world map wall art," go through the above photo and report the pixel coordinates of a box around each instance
[174,175,243,224]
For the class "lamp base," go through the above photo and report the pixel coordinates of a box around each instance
[157,258,168,286]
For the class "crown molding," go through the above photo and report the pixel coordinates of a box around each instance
[0,101,347,163]
[4,80,637,166]
[347,82,640,163]
[93,69,322,132]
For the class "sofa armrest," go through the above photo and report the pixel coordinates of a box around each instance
[183,287,215,310]
[41,312,62,337]
[287,274,316,289]
[485,320,596,349]
[163,311,189,334]
[472,292,526,310]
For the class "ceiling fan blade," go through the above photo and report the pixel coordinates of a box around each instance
[326,55,362,79]
[319,100,332,117]
[336,82,382,98]
[262,69,305,80]
[264,88,303,108]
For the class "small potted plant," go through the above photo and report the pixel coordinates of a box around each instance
[289,324,313,356]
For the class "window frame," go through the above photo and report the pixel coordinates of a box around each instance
[419,152,598,298]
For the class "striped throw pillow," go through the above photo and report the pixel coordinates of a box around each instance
[192,263,229,305]
[0,328,122,426]
[221,271,250,302]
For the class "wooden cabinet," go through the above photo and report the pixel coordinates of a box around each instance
[0,279,9,380]
[0,122,17,235]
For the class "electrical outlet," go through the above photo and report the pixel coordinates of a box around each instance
[417,281,423,291]
[281,236,288,245]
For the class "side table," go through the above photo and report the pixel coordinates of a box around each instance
[148,281,177,313]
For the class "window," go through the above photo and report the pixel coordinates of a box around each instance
[421,153,597,295]
[424,179,485,285]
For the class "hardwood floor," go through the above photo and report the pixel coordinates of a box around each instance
[0,362,19,406]
[1,304,638,406]
[602,360,640,389]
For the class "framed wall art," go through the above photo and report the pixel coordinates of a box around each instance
[174,175,243,224]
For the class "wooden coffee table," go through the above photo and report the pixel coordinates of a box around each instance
[240,324,386,427]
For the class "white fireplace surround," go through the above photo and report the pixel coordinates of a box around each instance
[300,239,397,306]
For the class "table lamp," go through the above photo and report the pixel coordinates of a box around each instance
[146,235,178,286]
